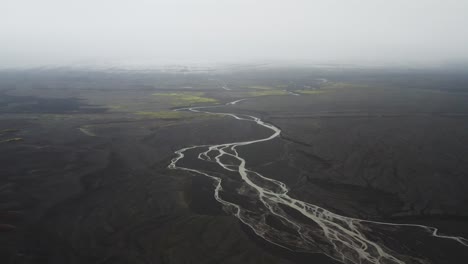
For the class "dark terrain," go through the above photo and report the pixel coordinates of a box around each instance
[1,66,468,264]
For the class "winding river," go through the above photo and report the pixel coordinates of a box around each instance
[168,96,468,264]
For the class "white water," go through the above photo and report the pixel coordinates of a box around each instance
[168,97,468,264]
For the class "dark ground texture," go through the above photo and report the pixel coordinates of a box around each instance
[1,66,468,264]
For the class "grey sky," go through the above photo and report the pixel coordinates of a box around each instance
[1,0,468,67]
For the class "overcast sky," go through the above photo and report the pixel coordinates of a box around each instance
[1,0,468,67]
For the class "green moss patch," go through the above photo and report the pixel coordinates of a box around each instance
[295,90,327,95]
[0,138,23,143]
[152,92,218,106]
[248,90,288,97]
[136,111,187,119]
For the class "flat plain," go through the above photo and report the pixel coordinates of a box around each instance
[1,66,468,264]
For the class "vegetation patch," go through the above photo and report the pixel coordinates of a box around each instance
[322,82,370,89]
[79,127,96,137]
[0,138,23,143]
[248,90,289,97]
[0,129,20,137]
[108,105,125,110]
[152,92,218,106]
[136,111,194,120]
[295,90,327,95]
[0,129,20,134]
[136,110,216,120]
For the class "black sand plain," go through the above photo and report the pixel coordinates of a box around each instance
[1,66,468,263]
